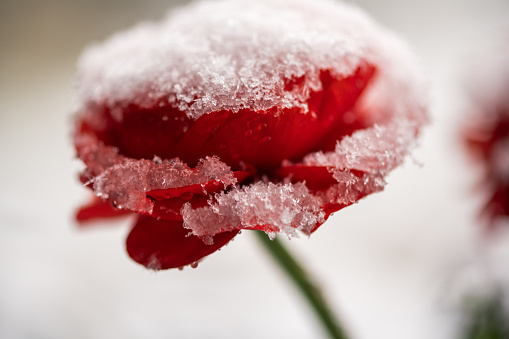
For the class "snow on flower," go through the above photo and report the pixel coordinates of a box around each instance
[73,0,428,269]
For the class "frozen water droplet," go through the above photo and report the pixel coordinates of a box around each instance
[260,136,272,143]
[190,261,199,269]
[153,155,163,164]
[147,255,162,270]
[111,200,122,209]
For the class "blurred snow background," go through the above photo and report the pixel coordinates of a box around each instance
[1,0,509,338]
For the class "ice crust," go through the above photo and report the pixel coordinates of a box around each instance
[76,0,428,241]
[77,0,406,120]
[182,182,325,243]
[302,122,417,174]
[93,156,236,214]
[181,172,387,241]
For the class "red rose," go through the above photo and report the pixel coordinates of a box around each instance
[74,0,427,269]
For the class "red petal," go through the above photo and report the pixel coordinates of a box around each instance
[186,65,375,171]
[143,170,252,220]
[76,196,132,222]
[274,165,365,191]
[309,64,377,153]
[173,110,232,167]
[274,166,337,191]
[150,194,210,221]
[110,106,191,160]
[126,215,238,269]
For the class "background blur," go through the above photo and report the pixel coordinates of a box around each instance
[1,0,509,338]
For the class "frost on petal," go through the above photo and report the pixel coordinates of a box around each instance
[278,18,428,205]
[302,122,417,174]
[92,156,236,214]
[76,0,417,121]
[182,182,325,242]
[74,132,126,178]
[320,171,386,211]
[76,0,427,178]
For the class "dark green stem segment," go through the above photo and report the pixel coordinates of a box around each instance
[463,295,509,339]
[255,231,348,339]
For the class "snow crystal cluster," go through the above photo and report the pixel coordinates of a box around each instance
[182,181,325,243]
[92,156,237,213]
[77,0,425,121]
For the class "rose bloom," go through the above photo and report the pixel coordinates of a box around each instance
[463,39,509,226]
[73,0,427,269]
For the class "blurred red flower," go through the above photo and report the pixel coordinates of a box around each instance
[462,38,509,228]
[463,43,509,224]
[73,0,427,269]
[465,112,509,221]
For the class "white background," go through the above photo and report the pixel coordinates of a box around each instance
[1,0,509,338]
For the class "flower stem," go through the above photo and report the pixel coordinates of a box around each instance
[255,231,348,339]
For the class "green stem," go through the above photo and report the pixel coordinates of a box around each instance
[255,231,348,339]
[464,294,509,339]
